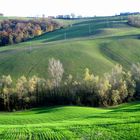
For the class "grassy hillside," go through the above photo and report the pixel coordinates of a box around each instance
[0,16,140,79]
[0,102,140,139]
[0,16,140,140]
[0,39,115,79]
[32,16,128,42]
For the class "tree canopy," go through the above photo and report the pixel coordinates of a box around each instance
[0,19,61,46]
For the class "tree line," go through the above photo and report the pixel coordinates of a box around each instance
[0,19,62,46]
[128,15,140,27]
[0,58,140,111]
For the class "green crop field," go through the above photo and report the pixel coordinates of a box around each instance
[0,15,140,139]
[0,15,140,80]
[0,102,139,139]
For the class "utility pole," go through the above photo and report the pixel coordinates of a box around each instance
[88,23,91,34]
[64,32,66,40]
[106,18,109,27]
[64,28,67,40]
[29,41,32,53]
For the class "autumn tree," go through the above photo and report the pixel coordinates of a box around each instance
[0,19,61,46]
[0,75,13,111]
[103,64,135,105]
[128,16,140,27]
[48,58,64,88]
[131,63,140,98]
[16,76,29,109]
[82,68,100,106]
[97,77,111,106]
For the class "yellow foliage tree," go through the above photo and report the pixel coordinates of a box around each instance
[0,75,12,111]
[84,68,94,81]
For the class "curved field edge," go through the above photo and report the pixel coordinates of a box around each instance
[1,36,140,80]
[0,16,140,79]
[0,101,140,139]
[99,38,140,69]
[0,39,115,80]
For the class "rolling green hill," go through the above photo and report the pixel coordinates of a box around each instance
[0,15,140,80]
[0,16,140,140]
[0,102,140,139]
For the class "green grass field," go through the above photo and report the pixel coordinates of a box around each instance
[0,102,139,139]
[0,15,140,80]
[0,16,140,139]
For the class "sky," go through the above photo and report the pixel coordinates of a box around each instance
[0,0,140,17]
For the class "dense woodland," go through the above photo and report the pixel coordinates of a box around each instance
[0,19,61,46]
[0,58,140,111]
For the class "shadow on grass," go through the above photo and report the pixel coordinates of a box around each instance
[32,101,140,114]
[29,19,129,43]
[31,105,65,114]
[109,108,140,113]
[43,32,140,45]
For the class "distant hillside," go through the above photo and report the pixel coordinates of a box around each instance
[0,15,140,79]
